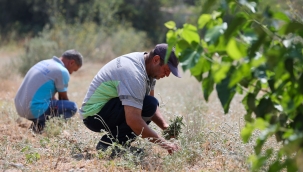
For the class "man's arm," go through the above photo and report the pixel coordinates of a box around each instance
[149,90,154,97]
[58,92,69,100]
[151,107,169,130]
[124,105,179,154]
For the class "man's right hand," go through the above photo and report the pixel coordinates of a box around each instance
[161,141,180,154]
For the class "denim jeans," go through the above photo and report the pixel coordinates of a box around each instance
[30,100,78,128]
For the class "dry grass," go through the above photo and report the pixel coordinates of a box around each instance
[0,48,281,172]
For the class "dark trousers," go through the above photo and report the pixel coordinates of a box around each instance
[83,95,158,145]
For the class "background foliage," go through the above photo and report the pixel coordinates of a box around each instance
[165,0,303,171]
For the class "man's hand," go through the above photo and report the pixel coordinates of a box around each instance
[160,141,180,154]
[58,91,69,100]
[124,105,181,154]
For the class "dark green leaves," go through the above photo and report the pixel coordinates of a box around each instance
[216,76,236,113]
[166,1,303,169]
[205,23,227,44]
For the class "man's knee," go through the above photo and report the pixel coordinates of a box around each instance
[70,102,78,116]
[142,95,159,118]
[63,101,78,118]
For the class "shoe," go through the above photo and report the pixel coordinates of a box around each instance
[110,145,145,158]
[96,141,110,151]
[29,122,44,134]
[96,141,144,158]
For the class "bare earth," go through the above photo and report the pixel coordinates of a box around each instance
[0,48,275,172]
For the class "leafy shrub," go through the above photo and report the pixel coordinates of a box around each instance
[165,0,303,171]
[18,37,58,75]
[109,25,151,56]
[17,22,151,75]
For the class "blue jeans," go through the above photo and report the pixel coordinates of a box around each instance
[30,100,78,128]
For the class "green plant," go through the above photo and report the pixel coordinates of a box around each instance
[162,116,185,140]
[165,0,303,171]
[44,116,66,137]
[21,145,41,164]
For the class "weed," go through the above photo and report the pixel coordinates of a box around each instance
[44,116,66,137]
[21,146,41,164]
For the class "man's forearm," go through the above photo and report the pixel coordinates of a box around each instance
[151,107,169,130]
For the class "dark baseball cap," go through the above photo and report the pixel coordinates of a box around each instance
[153,43,181,78]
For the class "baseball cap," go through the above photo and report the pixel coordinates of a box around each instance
[153,43,181,78]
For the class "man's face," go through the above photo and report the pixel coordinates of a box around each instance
[150,55,171,80]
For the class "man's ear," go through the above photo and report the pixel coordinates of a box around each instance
[153,55,161,64]
[70,59,76,66]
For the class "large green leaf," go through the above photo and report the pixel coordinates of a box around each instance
[241,123,254,143]
[190,56,211,80]
[224,14,248,40]
[226,38,247,60]
[164,21,176,29]
[205,23,227,44]
[202,0,218,13]
[181,24,200,44]
[248,29,267,59]
[273,12,290,22]
[179,46,203,71]
[212,62,231,83]
[198,14,212,29]
[279,21,303,35]
[229,63,251,87]
[165,30,178,63]
[254,98,275,118]
[216,76,236,113]
[202,72,215,101]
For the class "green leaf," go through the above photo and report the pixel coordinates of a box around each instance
[229,63,251,87]
[179,46,203,71]
[248,30,267,58]
[205,23,227,44]
[198,14,212,29]
[202,72,215,101]
[190,56,211,78]
[224,14,247,40]
[226,38,246,60]
[216,76,236,113]
[268,160,285,172]
[181,24,200,44]
[255,137,266,155]
[175,40,190,56]
[255,118,269,130]
[247,93,256,110]
[240,30,258,44]
[202,0,218,13]
[212,62,231,83]
[165,21,176,29]
[241,123,254,143]
[279,21,303,35]
[254,98,275,118]
[166,30,177,46]
[273,12,290,22]
[239,0,257,13]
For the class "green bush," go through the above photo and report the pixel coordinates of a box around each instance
[17,22,151,76]
[109,25,151,56]
[18,37,58,75]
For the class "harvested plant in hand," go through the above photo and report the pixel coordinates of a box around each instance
[162,116,185,140]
